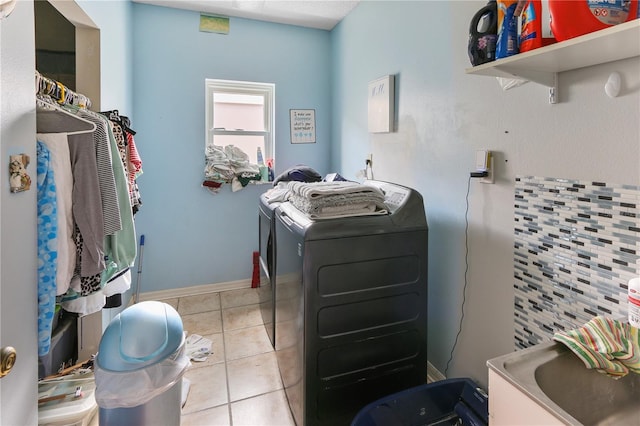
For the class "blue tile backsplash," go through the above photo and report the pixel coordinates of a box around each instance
[514,176,640,349]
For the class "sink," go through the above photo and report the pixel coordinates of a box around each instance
[488,340,640,425]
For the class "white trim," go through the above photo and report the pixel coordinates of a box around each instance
[48,0,99,29]
[427,361,446,383]
[215,93,264,105]
[137,279,252,302]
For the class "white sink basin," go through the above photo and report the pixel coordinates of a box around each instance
[488,340,640,425]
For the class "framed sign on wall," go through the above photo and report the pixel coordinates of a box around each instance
[290,109,316,144]
[368,75,394,133]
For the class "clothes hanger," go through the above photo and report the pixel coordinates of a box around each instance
[66,90,91,109]
[36,96,96,135]
[36,71,92,110]
[99,109,136,135]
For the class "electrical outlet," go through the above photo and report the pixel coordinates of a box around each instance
[480,168,494,184]
[364,154,373,180]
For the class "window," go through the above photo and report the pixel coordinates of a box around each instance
[205,79,275,166]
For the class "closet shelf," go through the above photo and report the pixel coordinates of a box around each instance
[465,19,640,91]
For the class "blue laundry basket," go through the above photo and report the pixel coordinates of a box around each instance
[94,301,190,426]
[351,378,488,426]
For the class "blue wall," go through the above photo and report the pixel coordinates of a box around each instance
[332,0,480,380]
[78,0,133,115]
[131,4,331,291]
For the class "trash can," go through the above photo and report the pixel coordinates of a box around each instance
[351,378,489,426]
[94,301,190,426]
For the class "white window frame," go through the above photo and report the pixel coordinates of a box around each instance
[205,78,275,162]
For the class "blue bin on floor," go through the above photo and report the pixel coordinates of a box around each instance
[95,301,190,426]
[351,378,488,426]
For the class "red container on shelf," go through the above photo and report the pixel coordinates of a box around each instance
[520,0,543,52]
[549,0,638,42]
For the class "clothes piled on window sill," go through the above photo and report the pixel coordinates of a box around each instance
[203,145,262,193]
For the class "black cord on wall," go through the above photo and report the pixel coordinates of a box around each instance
[444,175,472,377]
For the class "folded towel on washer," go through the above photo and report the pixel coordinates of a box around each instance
[289,197,387,219]
[288,182,388,219]
[552,316,640,378]
[287,180,385,199]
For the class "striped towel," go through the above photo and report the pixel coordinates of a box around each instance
[553,316,640,379]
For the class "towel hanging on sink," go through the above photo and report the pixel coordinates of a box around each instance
[553,316,640,379]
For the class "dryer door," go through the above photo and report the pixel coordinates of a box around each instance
[258,203,275,347]
[274,209,305,426]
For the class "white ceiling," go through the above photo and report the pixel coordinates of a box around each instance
[132,0,361,30]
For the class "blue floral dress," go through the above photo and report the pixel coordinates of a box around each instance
[37,141,58,357]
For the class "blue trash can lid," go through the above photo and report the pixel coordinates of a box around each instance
[97,301,184,372]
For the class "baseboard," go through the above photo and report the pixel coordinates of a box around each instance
[137,279,252,302]
[427,361,446,383]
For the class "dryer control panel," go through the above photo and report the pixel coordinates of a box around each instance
[364,180,411,214]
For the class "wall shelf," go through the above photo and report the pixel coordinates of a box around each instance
[465,20,640,103]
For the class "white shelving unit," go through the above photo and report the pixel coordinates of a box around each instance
[465,20,640,103]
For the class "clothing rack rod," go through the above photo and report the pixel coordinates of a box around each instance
[35,71,92,109]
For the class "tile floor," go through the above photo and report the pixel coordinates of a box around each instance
[165,287,295,426]
[85,286,437,425]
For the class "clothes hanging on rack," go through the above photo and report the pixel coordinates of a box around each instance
[73,107,123,235]
[35,73,144,351]
[82,109,137,279]
[36,133,76,296]
[36,141,58,357]
[59,290,105,319]
[100,109,143,214]
[36,93,101,357]
[126,132,144,213]
[67,128,107,277]
[55,106,138,305]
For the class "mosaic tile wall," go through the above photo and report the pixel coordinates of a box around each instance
[513,176,640,349]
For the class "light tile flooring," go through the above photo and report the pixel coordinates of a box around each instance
[84,286,438,425]
[166,287,295,426]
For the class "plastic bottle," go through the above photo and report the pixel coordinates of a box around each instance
[520,0,542,52]
[266,159,275,182]
[256,147,268,182]
[256,147,264,165]
[496,0,519,59]
[549,0,638,42]
[468,0,498,66]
